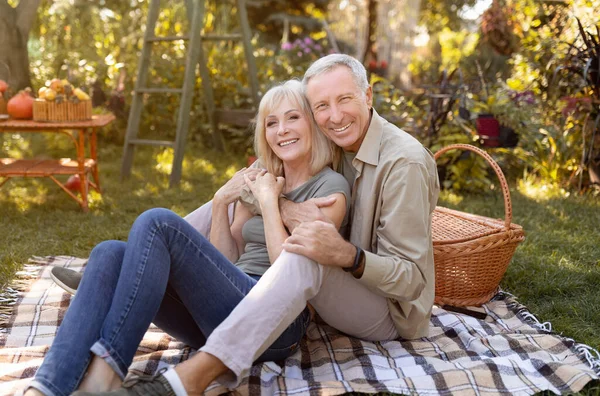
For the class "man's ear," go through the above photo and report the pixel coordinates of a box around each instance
[365,86,373,108]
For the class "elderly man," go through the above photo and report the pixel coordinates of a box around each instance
[67,54,439,396]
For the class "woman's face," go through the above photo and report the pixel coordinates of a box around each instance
[265,97,312,166]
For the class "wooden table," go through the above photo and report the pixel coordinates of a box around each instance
[0,114,116,211]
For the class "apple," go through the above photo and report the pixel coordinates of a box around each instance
[65,174,81,191]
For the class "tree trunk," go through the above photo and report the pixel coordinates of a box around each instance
[361,0,378,63]
[0,0,42,90]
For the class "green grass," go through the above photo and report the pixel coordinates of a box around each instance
[1,135,599,394]
[0,135,243,288]
[438,188,600,351]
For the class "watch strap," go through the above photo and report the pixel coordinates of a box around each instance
[344,245,364,273]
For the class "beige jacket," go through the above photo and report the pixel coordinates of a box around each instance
[341,109,439,339]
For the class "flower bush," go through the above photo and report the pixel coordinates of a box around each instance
[278,37,335,74]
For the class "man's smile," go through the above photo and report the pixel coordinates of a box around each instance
[332,122,353,132]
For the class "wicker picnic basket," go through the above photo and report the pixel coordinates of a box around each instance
[432,144,525,307]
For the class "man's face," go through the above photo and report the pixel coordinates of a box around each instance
[305,66,372,152]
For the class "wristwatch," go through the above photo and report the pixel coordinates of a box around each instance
[344,245,365,273]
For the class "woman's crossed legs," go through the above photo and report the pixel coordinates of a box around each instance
[29,208,310,396]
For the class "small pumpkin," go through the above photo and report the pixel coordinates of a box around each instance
[7,89,34,119]
[0,80,8,94]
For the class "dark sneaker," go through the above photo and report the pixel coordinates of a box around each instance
[72,368,176,396]
[50,266,82,295]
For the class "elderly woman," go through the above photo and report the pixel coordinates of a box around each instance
[25,80,350,396]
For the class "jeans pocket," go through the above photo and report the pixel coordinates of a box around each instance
[257,342,297,363]
[256,307,311,363]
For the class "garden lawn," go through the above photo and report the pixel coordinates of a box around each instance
[0,137,243,290]
[1,138,599,394]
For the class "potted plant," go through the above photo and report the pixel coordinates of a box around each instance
[469,85,536,148]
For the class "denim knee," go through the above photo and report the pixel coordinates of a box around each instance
[133,208,210,246]
[85,240,126,276]
[90,240,126,259]
[135,207,178,228]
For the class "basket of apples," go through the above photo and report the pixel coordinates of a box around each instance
[34,79,91,122]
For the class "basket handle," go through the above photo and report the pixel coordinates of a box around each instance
[434,143,513,230]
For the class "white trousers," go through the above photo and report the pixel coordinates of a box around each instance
[184,202,398,386]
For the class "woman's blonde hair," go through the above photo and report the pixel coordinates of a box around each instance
[254,80,337,176]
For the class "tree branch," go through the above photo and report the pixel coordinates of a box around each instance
[15,0,42,39]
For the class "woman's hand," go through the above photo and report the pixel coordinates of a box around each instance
[213,167,262,205]
[244,171,285,209]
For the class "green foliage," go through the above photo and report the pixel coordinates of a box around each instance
[410,0,600,192]
[368,72,493,193]
[500,3,599,190]
[18,0,600,193]
[418,0,478,34]
[246,0,330,44]
[25,1,335,151]
[431,125,493,193]
[369,74,426,133]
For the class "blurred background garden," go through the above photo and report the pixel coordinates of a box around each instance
[1,0,599,384]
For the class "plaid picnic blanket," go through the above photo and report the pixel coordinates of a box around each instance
[1,256,599,396]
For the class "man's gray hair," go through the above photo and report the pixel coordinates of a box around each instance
[302,54,369,93]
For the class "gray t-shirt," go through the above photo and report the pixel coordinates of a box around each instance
[235,167,351,276]
[341,150,357,186]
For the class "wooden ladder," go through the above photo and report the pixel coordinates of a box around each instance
[121,0,259,186]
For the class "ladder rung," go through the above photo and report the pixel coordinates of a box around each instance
[147,35,191,42]
[135,88,184,94]
[128,139,175,147]
[201,34,242,41]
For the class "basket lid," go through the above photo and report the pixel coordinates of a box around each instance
[432,206,521,245]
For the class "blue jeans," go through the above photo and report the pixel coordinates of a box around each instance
[31,208,311,396]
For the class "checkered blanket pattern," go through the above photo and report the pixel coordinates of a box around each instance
[1,256,598,395]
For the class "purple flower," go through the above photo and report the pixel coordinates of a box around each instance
[304,47,311,53]
[314,44,322,51]
[281,42,293,51]
[304,37,313,45]
[297,51,303,57]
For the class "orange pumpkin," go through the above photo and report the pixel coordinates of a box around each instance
[7,90,34,119]
[0,80,8,94]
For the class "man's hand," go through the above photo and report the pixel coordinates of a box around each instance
[280,196,337,232]
[282,221,355,269]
